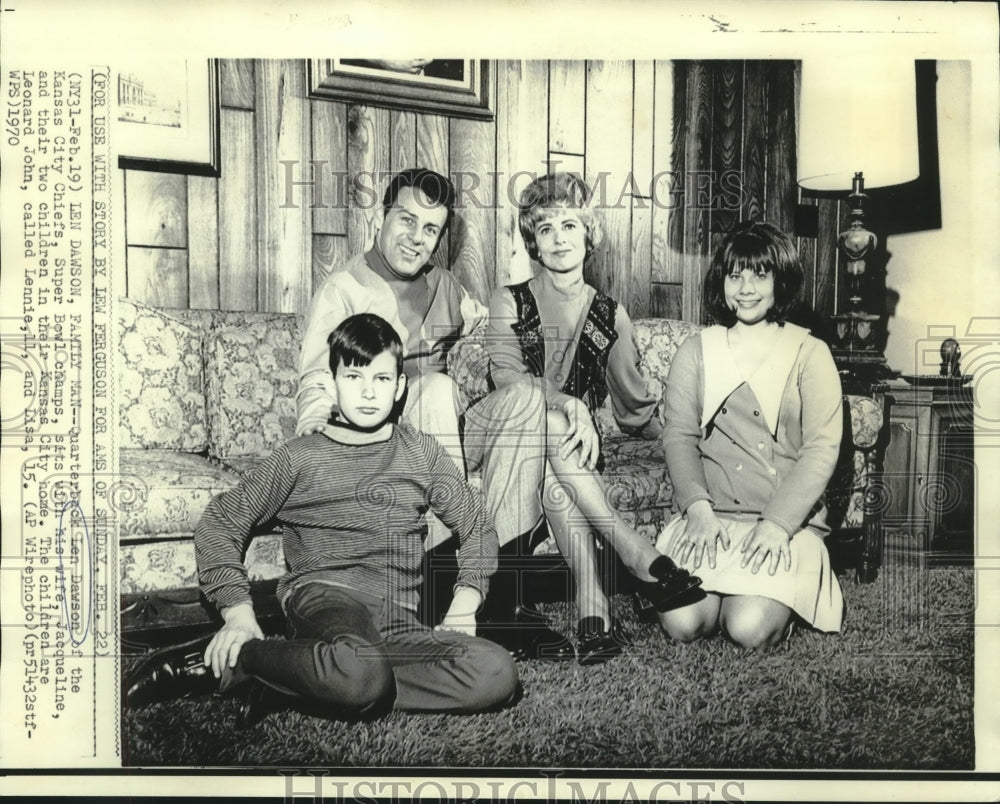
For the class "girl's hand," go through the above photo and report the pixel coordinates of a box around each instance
[560,397,600,471]
[740,520,792,575]
[669,500,730,570]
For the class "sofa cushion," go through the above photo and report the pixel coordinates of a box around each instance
[118,299,209,451]
[205,315,302,460]
[121,532,286,594]
[118,450,242,541]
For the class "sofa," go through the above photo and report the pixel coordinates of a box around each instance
[118,298,889,635]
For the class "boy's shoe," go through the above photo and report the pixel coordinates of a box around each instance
[633,556,705,617]
[125,634,218,707]
[576,616,632,666]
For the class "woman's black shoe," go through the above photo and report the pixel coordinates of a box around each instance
[576,616,631,666]
[633,556,704,617]
[480,605,575,662]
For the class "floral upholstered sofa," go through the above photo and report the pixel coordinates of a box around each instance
[119,299,889,632]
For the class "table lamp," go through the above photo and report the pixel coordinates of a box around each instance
[796,57,920,382]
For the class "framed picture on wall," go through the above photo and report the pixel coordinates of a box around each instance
[116,59,221,176]
[307,59,494,120]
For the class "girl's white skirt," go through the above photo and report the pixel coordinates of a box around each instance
[655,513,844,632]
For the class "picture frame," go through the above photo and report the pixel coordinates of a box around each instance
[116,59,221,176]
[307,59,494,120]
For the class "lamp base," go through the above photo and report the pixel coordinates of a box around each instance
[829,313,898,390]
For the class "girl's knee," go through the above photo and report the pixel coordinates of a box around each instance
[721,606,789,649]
[658,609,717,643]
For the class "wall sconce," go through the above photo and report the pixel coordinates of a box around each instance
[797,57,920,382]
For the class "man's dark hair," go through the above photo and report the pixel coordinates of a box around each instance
[327,313,404,375]
[382,167,457,235]
[702,220,804,326]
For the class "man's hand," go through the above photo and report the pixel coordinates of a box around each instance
[203,602,264,678]
[740,519,792,575]
[559,397,600,471]
[436,586,482,637]
[667,500,730,570]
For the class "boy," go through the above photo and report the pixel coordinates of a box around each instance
[127,313,519,720]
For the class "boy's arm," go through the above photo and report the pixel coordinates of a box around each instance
[195,448,298,672]
[417,432,498,633]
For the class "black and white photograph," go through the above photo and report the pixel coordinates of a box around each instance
[1,1,998,801]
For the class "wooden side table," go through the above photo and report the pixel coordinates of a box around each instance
[883,381,975,563]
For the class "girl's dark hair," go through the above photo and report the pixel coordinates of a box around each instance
[327,313,404,375]
[382,167,457,235]
[702,220,803,326]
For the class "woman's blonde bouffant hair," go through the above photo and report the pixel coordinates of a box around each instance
[517,172,604,262]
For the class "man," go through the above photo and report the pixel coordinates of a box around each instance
[296,168,573,661]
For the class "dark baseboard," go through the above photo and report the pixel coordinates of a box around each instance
[121,579,286,652]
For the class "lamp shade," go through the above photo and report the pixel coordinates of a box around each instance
[797,58,919,191]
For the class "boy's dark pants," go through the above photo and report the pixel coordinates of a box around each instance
[229,582,519,716]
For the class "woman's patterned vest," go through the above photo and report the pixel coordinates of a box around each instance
[507,281,619,414]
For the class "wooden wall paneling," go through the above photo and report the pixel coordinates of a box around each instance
[549,60,586,155]
[650,282,683,320]
[218,108,257,311]
[124,170,187,247]
[127,247,188,308]
[311,233,351,293]
[662,61,687,285]
[346,104,391,257]
[495,60,549,288]
[311,100,348,236]
[416,114,450,270]
[449,118,496,304]
[630,196,652,319]
[585,60,633,305]
[710,60,743,255]
[390,110,418,173]
[814,197,841,317]
[796,189,818,309]
[632,61,655,200]
[681,61,713,324]
[255,60,312,313]
[765,61,797,234]
[550,152,585,177]
[629,61,655,318]
[187,177,219,309]
[220,59,255,111]
[741,61,767,224]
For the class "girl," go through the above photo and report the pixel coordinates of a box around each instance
[485,172,701,665]
[656,221,844,648]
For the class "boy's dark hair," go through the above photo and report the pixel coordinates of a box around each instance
[327,313,404,375]
[702,220,804,326]
[517,172,604,262]
[382,168,457,236]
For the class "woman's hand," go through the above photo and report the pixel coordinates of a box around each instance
[203,603,264,678]
[740,519,792,575]
[559,397,600,471]
[668,500,730,570]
